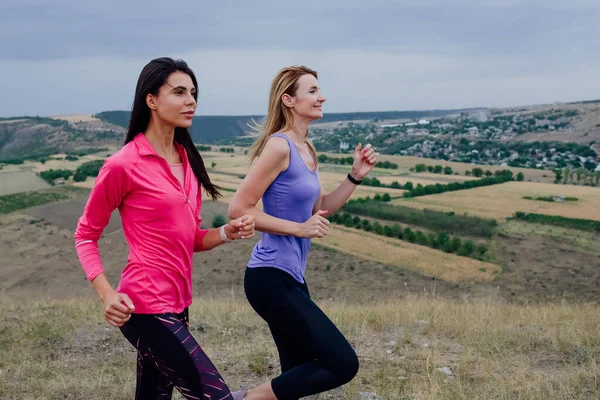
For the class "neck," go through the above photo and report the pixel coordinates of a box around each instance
[288,117,311,144]
[145,117,177,158]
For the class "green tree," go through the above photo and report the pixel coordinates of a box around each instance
[561,167,569,184]
[443,166,453,175]
[404,181,414,190]
[516,172,524,181]
[373,222,384,235]
[478,245,488,257]
[472,168,484,177]
[381,193,392,202]
[433,165,443,174]
[576,168,584,183]
[415,164,427,172]
[383,225,395,237]
[457,240,475,256]
[211,161,216,169]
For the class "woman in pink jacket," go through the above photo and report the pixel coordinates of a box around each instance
[74,57,252,400]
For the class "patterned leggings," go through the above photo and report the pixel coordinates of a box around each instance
[120,308,233,400]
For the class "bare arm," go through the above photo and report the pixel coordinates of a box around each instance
[229,137,301,235]
[313,143,378,215]
[194,216,255,251]
[229,137,328,238]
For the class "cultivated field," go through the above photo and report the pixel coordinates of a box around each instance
[393,181,600,221]
[30,152,114,173]
[0,171,50,196]
[319,226,497,282]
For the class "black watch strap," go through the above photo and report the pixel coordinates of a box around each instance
[347,173,363,185]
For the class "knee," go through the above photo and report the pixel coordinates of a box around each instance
[336,351,359,384]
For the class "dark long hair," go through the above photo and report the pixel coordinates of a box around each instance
[125,57,221,200]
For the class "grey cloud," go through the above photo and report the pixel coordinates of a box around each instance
[1,1,599,117]
[1,0,599,60]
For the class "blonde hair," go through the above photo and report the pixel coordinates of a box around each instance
[248,65,319,163]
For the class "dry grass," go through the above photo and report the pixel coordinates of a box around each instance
[0,165,22,173]
[30,153,110,173]
[393,182,600,221]
[49,114,99,122]
[0,119,28,125]
[1,295,598,400]
[501,221,600,256]
[319,226,497,282]
[71,177,95,189]
[0,171,50,196]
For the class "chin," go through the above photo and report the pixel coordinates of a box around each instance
[177,119,194,128]
[310,111,324,121]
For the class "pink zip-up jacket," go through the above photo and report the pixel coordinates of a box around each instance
[74,133,209,314]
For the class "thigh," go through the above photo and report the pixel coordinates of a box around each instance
[282,289,357,371]
[121,322,174,399]
[268,320,314,373]
[125,313,231,399]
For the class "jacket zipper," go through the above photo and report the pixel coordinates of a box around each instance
[150,154,196,216]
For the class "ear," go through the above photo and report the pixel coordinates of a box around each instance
[146,93,157,110]
[281,93,294,108]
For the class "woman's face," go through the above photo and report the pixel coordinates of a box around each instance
[286,74,326,122]
[148,71,197,128]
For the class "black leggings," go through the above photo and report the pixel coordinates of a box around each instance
[244,267,359,400]
[120,308,233,400]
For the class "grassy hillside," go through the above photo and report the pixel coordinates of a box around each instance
[0,117,122,162]
[0,295,598,399]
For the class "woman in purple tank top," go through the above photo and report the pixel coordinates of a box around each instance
[229,66,377,399]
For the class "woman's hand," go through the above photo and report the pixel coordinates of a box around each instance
[225,215,256,240]
[297,210,330,238]
[350,143,377,180]
[101,290,135,327]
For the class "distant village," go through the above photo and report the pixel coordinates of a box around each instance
[312,108,600,172]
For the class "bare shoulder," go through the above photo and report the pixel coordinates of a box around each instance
[263,136,290,158]
[252,136,290,173]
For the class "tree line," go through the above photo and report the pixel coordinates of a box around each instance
[512,212,600,232]
[414,163,454,175]
[403,170,517,198]
[342,195,497,238]
[317,154,398,169]
[328,212,488,259]
[553,167,600,186]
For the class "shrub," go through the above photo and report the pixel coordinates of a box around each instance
[212,214,226,228]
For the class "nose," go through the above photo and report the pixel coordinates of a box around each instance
[186,94,196,106]
[319,93,326,103]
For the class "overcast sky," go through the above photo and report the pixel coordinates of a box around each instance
[1,0,599,117]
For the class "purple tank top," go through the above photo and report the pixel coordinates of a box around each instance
[247,133,322,283]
